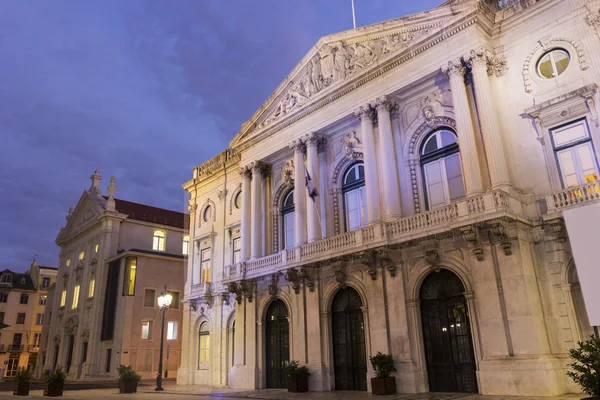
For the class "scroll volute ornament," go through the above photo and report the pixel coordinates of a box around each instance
[460,225,484,262]
[284,268,301,294]
[359,250,378,280]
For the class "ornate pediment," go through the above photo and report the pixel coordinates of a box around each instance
[230,3,484,149]
[56,191,105,244]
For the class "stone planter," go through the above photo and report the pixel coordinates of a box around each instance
[119,380,138,393]
[287,377,309,393]
[371,377,396,395]
[13,382,30,396]
[44,382,64,397]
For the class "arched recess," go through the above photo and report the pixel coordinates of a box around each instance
[331,286,367,391]
[565,260,594,341]
[419,269,478,393]
[330,153,364,235]
[272,182,293,253]
[264,299,290,388]
[404,117,457,214]
[225,311,235,385]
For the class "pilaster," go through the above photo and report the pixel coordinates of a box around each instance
[305,133,322,243]
[291,139,307,246]
[355,106,381,224]
[239,167,252,261]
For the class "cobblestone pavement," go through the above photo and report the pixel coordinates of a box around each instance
[0,384,585,400]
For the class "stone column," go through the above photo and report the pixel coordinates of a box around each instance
[239,167,252,261]
[305,133,322,243]
[250,162,263,259]
[355,106,381,224]
[467,48,510,189]
[443,59,484,196]
[291,140,307,246]
[373,96,402,220]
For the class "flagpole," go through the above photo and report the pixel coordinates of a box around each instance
[351,0,357,29]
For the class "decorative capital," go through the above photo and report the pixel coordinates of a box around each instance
[442,59,466,79]
[372,96,396,113]
[354,105,375,122]
[466,46,489,68]
[587,8,600,30]
[289,139,306,154]
[239,166,252,179]
[304,132,321,148]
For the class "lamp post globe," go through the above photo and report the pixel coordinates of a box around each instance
[155,285,172,391]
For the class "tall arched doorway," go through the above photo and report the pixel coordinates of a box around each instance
[265,300,289,388]
[331,287,367,391]
[420,269,478,393]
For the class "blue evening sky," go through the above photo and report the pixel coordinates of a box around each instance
[0,0,443,270]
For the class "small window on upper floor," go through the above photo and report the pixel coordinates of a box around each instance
[42,277,50,289]
[95,243,99,253]
[183,235,190,255]
[78,251,85,261]
[0,292,8,303]
[203,205,212,223]
[537,48,570,80]
[39,294,47,305]
[234,191,242,210]
[343,163,367,232]
[0,275,12,284]
[66,259,71,267]
[20,293,28,304]
[153,230,166,252]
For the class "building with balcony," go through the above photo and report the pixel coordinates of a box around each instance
[0,262,57,377]
[178,0,600,396]
[38,171,187,380]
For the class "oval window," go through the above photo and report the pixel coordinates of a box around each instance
[203,205,212,222]
[234,191,242,210]
[537,49,570,79]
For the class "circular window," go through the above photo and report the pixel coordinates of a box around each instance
[203,205,212,222]
[234,191,242,210]
[537,49,570,79]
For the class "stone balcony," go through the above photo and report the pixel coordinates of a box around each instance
[543,181,600,219]
[223,189,530,284]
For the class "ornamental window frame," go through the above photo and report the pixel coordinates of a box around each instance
[281,189,295,250]
[342,162,367,232]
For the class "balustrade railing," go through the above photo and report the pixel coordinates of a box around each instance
[222,190,522,282]
[545,182,600,213]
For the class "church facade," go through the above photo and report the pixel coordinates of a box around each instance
[178,0,600,395]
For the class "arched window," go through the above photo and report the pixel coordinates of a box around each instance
[420,129,465,209]
[198,322,210,369]
[203,205,212,222]
[343,163,367,231]
[234,191,242,210]
[182,235,190,255]
[152,230,166,251]
[282,190,295,249]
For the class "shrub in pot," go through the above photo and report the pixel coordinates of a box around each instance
[285,360,310,393]
[369,352,397,395]
[44,367,66,397]
[117,364,141,394]
[13,367,33,396]
[567,336,600,400]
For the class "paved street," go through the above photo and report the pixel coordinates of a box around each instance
[0,381,585,400]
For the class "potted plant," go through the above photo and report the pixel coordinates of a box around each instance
[567,336,600,400]
[369,352,397,395]
[285,360,310,393]
[13,367,33,396]
[117,364,141,394]
[44,366,66,397]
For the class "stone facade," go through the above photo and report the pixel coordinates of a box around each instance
[38,171,187,381]
[178,0,600,396]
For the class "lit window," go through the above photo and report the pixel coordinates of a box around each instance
[141,321,153,339]
[167,321,178,340]
[198,322,210,368]
[0,292,7,303]
[183,235,190,255]
[169,291,180,309]
[0,275,12,284]
[421,129,465,209]
[36,313,44,326]
[88,275,95,298]
[552,119,599,189]
[153,230,166,252]
[20,293,29,304]
[200,249,211,283]
[232,238,241,264]
[16,313,26,325]
[537,48,570,79]
[203,205,212,223]
[60,290,66,308]
[79,251,85,261]
[282,190,295,249]
[343,163,367,232]
[234,191,242,209]
[33,333,41,347]
[123,257,137,296]
[39,295,47,305]
[66,259,71,267]
[72,285,80,309]
[95,243,99,253]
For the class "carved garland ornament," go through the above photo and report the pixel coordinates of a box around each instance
[522,37,588,94]
[407,117,456,214]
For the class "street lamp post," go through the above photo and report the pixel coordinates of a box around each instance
[155,285,172,391]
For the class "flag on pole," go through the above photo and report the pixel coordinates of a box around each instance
[305,166,318,202]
